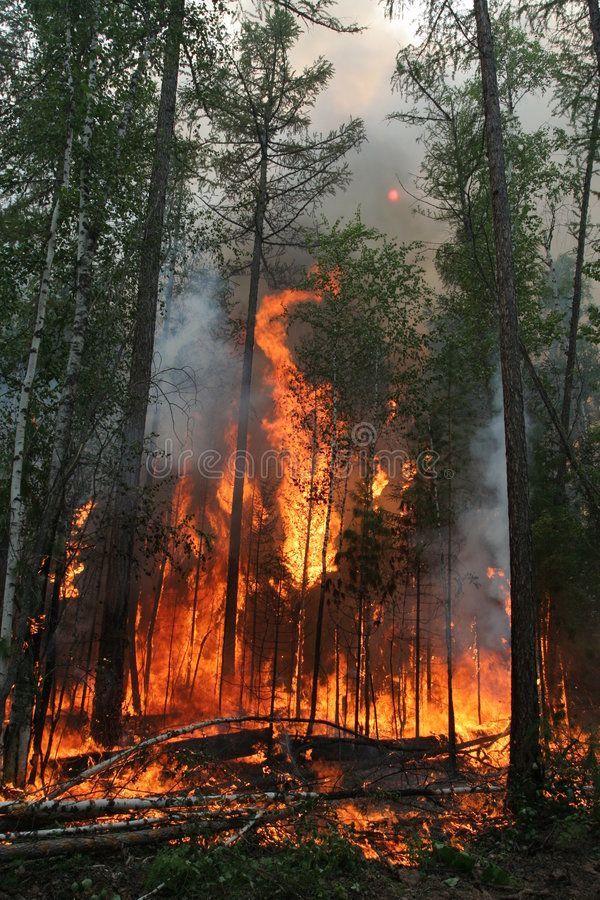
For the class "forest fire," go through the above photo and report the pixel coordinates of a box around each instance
[27,280,513,787]
[255,287,339,587]
[2,1,598,889]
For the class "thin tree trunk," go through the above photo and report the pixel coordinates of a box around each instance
[426,634,432,705]
[91,0,185,746]
[473,0,541,805]
[587,0,600,75]
[474,615,482,726]
[415,556,421,739]
[238,481,256,710]
[143,511,172,706]
[445,358,457,772]
[306,386,337,735]
[293,403,318,718]
[0,23,75,716]
[337,466,350,553]
[128,590,142,716]
[334,621,340,727]
[556,84,600,496]
[269,583,283,739]
[248,505,264,707]
[221,150,269,685]
[354,590,363,736]
[44,2,101,500]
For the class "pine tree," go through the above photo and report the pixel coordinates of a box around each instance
[186,6,364,687]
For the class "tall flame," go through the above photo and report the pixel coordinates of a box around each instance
[256,288,339,586]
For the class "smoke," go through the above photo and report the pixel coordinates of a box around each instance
[288,0,440,245]
[149,270,237,469]
[453,373,510,653]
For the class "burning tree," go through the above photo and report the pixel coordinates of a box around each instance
[185,6,365,688]
[287,218,428,730]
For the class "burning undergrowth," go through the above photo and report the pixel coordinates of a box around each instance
[0,716,597,895]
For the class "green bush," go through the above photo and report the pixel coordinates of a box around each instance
[145,831,368,899]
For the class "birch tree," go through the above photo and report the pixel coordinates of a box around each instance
[0,5,78,721]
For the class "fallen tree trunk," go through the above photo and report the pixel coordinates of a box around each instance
[56,726,274,777]
[0,814,169,842]
[455,727,509,751]
[167,726,272,761]
[0,803,302,862]
[0,792,284,821]
[13,716,369,809]
[0,782,504,826]
[291,734,443,761]
[54,727,494,779]
[0,821,213,862]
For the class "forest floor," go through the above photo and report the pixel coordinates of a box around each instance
[0,729,598,899]
[0,808,598,900]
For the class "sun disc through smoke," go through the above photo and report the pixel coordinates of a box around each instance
[387,188,400,202]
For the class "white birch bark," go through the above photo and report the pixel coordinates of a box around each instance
[48,13,152,493]
[0,23,75,698]
[46,15,99,492]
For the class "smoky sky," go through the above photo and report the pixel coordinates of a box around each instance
[288,1,443,248]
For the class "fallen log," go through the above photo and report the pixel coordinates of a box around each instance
[0,782,504,826]
[19,715,356,809]
[455,728,510,751]
[0,792,305,823]
[0,803,303,862]
[167,727,272,761]
[0,814,169,843]
[0,716,508,819]
[56,727,274,777]
[292,734,442,762]
[0,821,211,862]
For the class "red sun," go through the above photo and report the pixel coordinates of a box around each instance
[387,188,401,203]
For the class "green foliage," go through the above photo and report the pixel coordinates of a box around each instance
[431,842,476,874]
[295,215,428,423]
[145,831,369,899]
[427,840,511,887]
[184,7,365,283]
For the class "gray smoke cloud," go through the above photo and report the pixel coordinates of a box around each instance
[454,373,511,652]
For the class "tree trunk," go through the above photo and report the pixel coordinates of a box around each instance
[91,0,184,747]
[415,556,421,739]
[307,388,337,735]
[221,149,269,687]
[293,402,318,718]
[445,358,457,772]
[248,505,264,708]
[0,22,75,718]
[556,84,600,496]
[474,615,482,726]
[473,0,542,805]
[587,0,600,75]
